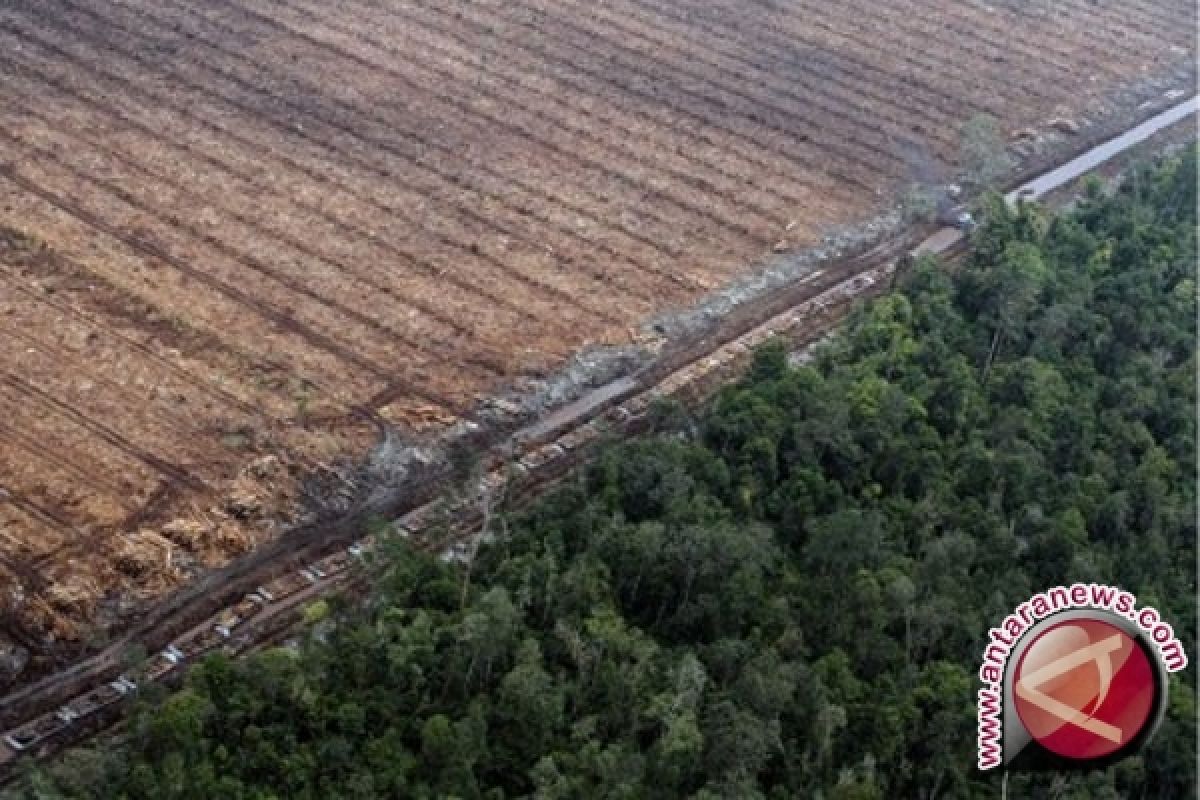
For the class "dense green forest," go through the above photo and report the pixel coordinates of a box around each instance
[8,152,1196,799]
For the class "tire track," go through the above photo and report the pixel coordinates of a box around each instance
[20,2,702,300]
[0,419,132,504]
[337,0,860,213]
[3,97,521,377]
[412,0,898,192]
[77,0,711,289]
[0,489,76,555]
[178,0,777,248]
[0,265,297,425]
[0,36,633,331]
[0,150,472,414]
[548,0,963,156]
[0,386,160,502]
[578,0,966,154]
[0,164,412,403]
[235,0,832,227]
[0,373,205,492]
[0,314,227,465]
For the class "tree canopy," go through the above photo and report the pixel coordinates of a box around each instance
[7,151,1196,799]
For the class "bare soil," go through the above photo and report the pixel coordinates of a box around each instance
[0,0,1194,679]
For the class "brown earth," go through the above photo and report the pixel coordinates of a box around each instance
[0,0,1194,675]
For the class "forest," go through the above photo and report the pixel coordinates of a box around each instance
[5,151,1196,798]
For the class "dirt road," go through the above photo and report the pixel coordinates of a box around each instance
[1006,95,1199,203]
[0,92,1194,775]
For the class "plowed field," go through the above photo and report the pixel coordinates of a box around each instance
[0,0,1194,672]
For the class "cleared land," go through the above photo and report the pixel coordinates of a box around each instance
[0,0,1194,674]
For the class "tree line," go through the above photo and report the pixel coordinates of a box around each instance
[6,150,1195,799]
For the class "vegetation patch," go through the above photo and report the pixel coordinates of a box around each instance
[8,152,1196,800]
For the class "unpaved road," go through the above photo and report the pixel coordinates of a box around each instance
[1006,95,1199,204]
[0,0,1194,654]
[0,91,1194,776]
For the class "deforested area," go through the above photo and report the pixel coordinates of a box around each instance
[0,0,1195,681]
[9,150,1195,800]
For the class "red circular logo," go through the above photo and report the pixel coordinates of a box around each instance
[1013,618,1156,760]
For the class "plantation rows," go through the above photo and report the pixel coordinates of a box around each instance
[0,0,1192,656]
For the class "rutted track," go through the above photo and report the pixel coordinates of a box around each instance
[1,89,1195,769]
[0,0,1194,745]
[0,223,925,772]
